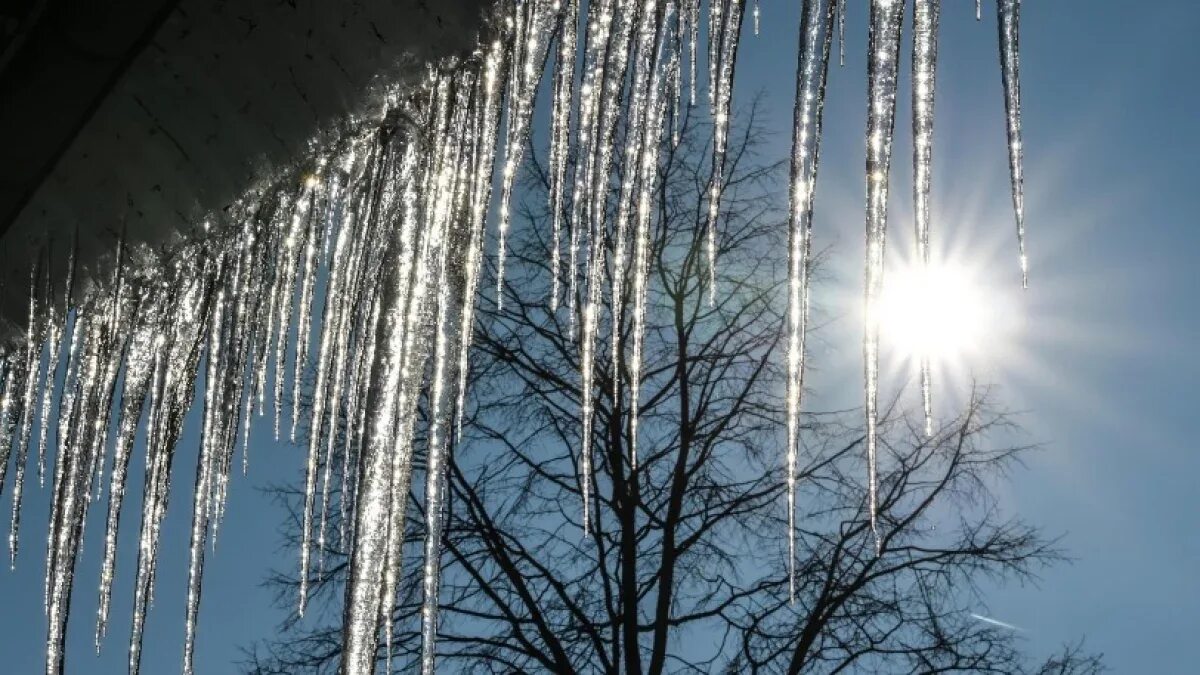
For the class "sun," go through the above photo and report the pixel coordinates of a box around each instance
[877,257,992,365]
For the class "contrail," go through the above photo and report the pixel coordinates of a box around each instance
[970,613,1024,632]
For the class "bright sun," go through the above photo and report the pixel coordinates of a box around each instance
[877,259,991,364]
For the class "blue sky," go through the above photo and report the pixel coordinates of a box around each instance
[1,1,1197,672]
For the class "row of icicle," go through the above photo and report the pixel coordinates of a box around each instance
[0,0,1025,672]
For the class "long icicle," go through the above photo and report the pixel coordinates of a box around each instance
[36,235,76,488]
[912,0,940,438]
[997,0,1027,286]
[628,3,675,471]
[96,289,156,646]
[6,256,45,565]
[0,260,41,501]
[838,0,847,66]
[785,0,837,602]
[494,2,555,311]
[864,0,905,552]
[610,0,662,467]
[418,78,474,669]
[704,0,746,305]
[579,0,639,534]
[548,0,580,312]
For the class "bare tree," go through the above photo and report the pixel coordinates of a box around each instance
[246,102,1103,674]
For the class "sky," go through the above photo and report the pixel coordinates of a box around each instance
[1,1,1198,673]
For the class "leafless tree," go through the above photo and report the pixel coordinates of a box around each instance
[246,101,1103,674]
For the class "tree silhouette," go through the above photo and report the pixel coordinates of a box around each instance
[246,102,1103,675]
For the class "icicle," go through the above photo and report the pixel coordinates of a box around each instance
[838,0,847,66]
[753,0,761,35]
[0,260,41,502]
[299,174,360,613]
[548,0,580,312]
[494,2,555,311]
[96,290,156,646]
[382,70,467,670]
[997,0,1027,286]
[566,0,614,340]
[0,359,19,508]
[84,229,130,513]
[455,39,505,442]
[708,0,723,109]
[273,183,314,439]
[42,235,79,493]
[291,175,323,443]
[628,5,675,470]
[864,0,905,552]
[912,0,940,437]
[704,0,746,305]
[611,0,663,443]
[419,77,475,669]
[45,294,83,619]
[687,0,699,106]
[578,0,640,535]
[128,261,212,675]
[341,129,423,675]
[6,257,45,565]
[184,256,229,675]
[977,0,982,21]
[785,0,837,602]
[669,10,684,148]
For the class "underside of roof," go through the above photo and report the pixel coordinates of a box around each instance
[0,0,491,347]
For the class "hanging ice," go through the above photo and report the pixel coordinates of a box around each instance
[0,0,1039,671]
[704,0,746,304]
[548,0,580,311]
[912,0,940,437]
[785,0,837,602]
[837,0,847,67]
[997,0,1028,287]
[863,0,905,551]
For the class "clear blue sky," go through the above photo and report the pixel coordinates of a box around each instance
[1,1,1196,672]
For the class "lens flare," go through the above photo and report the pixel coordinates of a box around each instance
[878,258,990,364]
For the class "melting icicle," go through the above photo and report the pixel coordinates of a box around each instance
[997,0,1027,287]
[704,0,746,305]
[96,290,157,646]
[494,2,555,311]
[785,0,837,602]
[37,236,76,488]
[566,0,614,340]
[455,38,505,446]
[912,0,940,438]
[6,257,45,565]
[864,0,904,552]
[0,260,41,507]
[687,0,699,106]
[577,0,639,533]
[838,0,847,66]
[291,175,323,443]
[273,183,313,439]
[610,0,665,464]
[977,0,982,21]
[419,75,475,669]
[548,0,579,312]
[628,4,675,470]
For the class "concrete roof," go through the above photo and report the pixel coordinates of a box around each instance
[0,0,491,347]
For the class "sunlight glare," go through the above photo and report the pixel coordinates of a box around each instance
[878,259,990,364]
